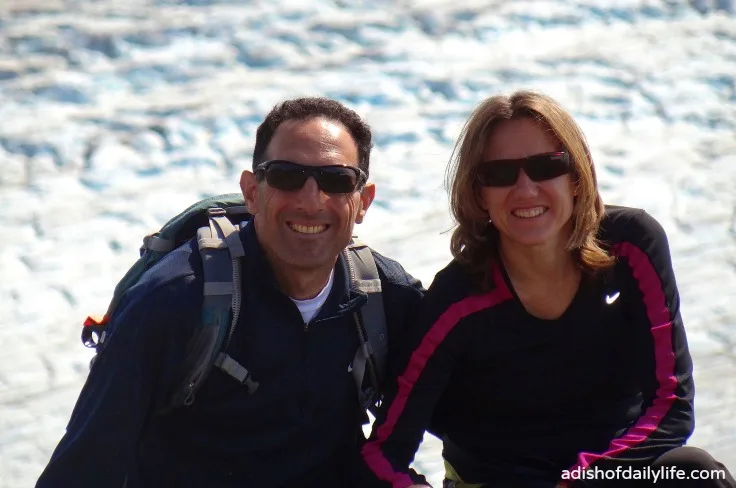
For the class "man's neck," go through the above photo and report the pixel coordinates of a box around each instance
[273,265,335,300]
[252,220,338,300]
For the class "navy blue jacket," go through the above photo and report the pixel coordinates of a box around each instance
[36,223,425,488]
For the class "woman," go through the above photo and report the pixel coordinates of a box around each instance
[360,91,735,488]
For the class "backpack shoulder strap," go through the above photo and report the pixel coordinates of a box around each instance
[344,239,388,411]
[171,208,258,409]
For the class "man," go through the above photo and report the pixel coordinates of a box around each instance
[36,97,425,487]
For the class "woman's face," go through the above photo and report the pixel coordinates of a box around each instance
[477,117,576,250]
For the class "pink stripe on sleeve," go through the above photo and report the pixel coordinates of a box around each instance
[568,242,677,471]
[362,265,512,487]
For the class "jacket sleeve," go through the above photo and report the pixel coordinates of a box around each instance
[567,210,694,487]
[35,276,199,488]
[360,266,503,488]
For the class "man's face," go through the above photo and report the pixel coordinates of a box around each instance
[241,117,375,279]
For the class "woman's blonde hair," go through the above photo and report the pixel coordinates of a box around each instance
[446,90,614,289]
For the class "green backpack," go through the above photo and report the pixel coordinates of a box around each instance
[82,193,388,412]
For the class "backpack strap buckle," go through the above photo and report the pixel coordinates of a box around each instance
[207,207,227,217]
[141,234,174,253]
[214,353,259,394]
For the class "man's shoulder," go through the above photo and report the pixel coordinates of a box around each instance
[368,248,424,293]
[101,238,205,348]
[121,238,204,311]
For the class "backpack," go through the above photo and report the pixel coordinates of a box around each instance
[81,193,388,413]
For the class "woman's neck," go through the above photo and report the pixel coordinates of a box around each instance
[498,235,578,285]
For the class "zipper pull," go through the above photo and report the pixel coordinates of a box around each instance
[184,382,195,406]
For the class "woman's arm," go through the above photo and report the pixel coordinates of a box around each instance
[361,266,509,488]
[566,210,694,486]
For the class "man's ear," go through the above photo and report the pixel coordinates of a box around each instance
[354,182,375,224]
[240,170,260,214]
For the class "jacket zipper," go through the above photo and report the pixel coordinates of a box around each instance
[301,319,309,414]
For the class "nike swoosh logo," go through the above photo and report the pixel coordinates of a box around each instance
[605,291,621,305]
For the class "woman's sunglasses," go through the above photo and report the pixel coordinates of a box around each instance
[476,151,572,187]
[255,160,367,194]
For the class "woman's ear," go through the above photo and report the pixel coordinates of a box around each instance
[475,184,487,211]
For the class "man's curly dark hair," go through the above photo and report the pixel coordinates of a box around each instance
[252,97,373,177]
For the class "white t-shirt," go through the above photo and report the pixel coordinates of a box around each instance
[290,270,334,323]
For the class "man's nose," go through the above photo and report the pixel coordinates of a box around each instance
[295,176,327,213]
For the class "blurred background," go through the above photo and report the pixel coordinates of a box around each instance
[0,1,735,486]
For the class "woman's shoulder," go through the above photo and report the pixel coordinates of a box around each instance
[599,205,674,270]
[599,205,669,247]
[424,258,504,307]
[410,259,506,344]
[427,259,473,295]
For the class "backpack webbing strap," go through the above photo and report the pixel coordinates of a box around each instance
[203,209,256,393]
[140,204,249,255]
[182,209,256,406]
[345,239,387,410]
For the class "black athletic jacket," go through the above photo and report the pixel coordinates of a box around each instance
[362,206,694,488]
[36,222,425,488]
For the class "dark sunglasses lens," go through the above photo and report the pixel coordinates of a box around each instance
[260,162,361,193]
[525,153,570,182]
[317,167,359,193]
[264,163,307,191]
[478,162,520,187]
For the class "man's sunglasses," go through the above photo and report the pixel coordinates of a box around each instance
[255,160,367,194]
[476,151,572,187]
